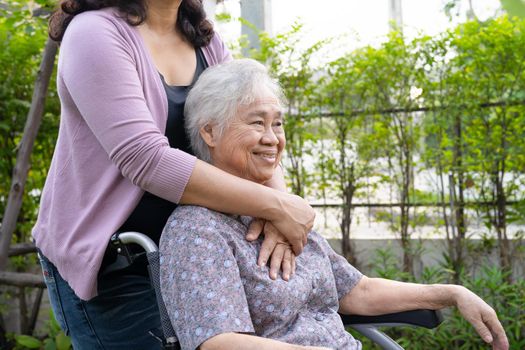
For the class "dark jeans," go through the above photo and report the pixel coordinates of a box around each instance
[38,251,162,350]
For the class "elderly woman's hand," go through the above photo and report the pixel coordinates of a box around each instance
[246,219,296,281]
[454,286,509,350]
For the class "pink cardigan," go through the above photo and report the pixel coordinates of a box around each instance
[32,8,232,300]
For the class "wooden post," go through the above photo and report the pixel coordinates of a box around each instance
[0,38,57,271]
[0,272,45,288]
[27,288,45,335]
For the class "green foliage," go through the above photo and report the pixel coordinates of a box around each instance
[399,269,525,349]
[364,246,525,349]
[0,0,59,251]
[15,335,41,349]
[442,0,525,20]
[243,15,525,275]
[371,244,414,282]
[1,1,60,345]
[423,17,525,273]
[13,310,72,350]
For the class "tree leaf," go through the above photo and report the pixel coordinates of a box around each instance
[15,335,42,349]
[55,332,71,350]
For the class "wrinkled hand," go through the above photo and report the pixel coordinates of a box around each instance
[246,219,296,281]
[455,287,509,350]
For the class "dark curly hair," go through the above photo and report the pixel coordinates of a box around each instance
[49,0,214,47]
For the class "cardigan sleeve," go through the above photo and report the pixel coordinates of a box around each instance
[59,12,196,203]
[203,31,233,66]
[216,31,233,63]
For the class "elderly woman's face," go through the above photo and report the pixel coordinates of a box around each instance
[208,95,285,184]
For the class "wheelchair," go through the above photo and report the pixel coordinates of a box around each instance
[111,231,443,350]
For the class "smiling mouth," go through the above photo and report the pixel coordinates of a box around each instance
[253,152,277,161]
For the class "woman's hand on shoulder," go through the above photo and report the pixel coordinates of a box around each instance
[268,192,315,255]
[263,166,314,255]
[246,219,296,281]
[453,286,509,350]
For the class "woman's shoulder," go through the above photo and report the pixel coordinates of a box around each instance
[207,31,224,49]
[202,31,233,65]
[64,8,131,42]
[160,206,239,253]
[170,205,223,222]
[304,230,335,253]
[58,8,139,79]
[163,206,245,242]
[306,230,325,244]
[69,8,122,27]
[164,206,229,234]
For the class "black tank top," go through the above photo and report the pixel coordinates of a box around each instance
[117,48,208,244]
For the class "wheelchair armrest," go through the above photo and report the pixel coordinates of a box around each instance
[340,309,444,329]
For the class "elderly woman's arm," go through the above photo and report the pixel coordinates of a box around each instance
[339,276,509,350]
[201,333,330,350]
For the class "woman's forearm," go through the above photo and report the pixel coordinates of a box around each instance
[180,160,282,218]
[200,333,324,350]
[339,276,460,315]
[180,160,314,254]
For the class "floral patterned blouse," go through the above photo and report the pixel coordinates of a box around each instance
[160,205,363,350]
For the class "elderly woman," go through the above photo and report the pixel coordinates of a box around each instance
[159,59,508,350]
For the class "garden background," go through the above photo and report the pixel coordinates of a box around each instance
[0,0,524,349]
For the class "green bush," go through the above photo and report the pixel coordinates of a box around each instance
[355,246,525,349]
[0,0,59,248]
[12,310,71,350]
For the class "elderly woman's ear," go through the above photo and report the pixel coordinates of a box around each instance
[199,124,218,148]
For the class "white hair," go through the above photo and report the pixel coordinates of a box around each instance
[184,58,285,163]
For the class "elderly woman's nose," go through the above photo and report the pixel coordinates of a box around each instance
[261,127,279,144]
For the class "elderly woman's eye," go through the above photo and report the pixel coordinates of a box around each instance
[251,120,264,126]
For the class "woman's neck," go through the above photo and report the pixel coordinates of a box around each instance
[144,0,182,35]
